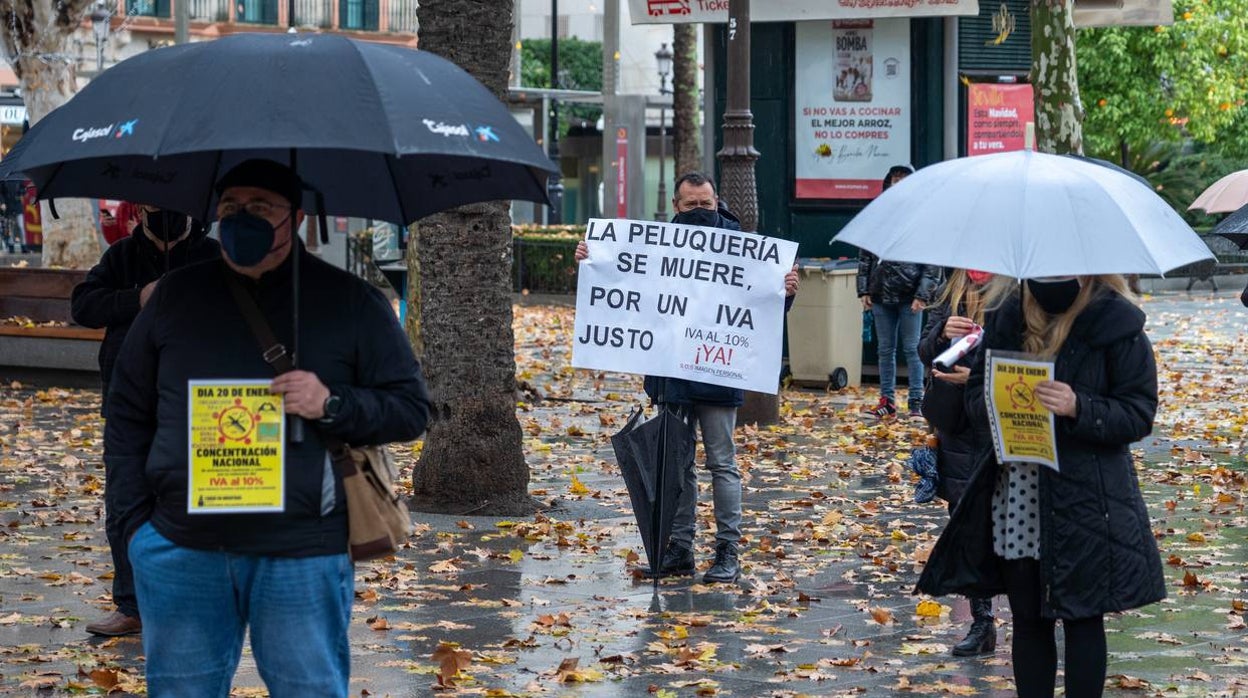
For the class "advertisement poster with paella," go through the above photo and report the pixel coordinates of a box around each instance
[794,19,911,200]
[187,379,285,514]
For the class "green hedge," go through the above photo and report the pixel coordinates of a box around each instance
[512,225,583,294]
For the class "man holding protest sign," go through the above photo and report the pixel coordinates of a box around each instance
[575,172,798,584]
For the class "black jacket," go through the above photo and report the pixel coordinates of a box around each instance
[917,299,974,506]
[71,224,221,412]
[104,246,430,557]
[917,290,1166,619]
[856,252,941,306]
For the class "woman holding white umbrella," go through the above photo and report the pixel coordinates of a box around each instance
[919,273,1166,697]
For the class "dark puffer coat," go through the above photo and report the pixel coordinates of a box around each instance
[856,252,942,306]
[917,289,1166,620]
[917,299,974,506]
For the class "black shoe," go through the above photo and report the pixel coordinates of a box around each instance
[645,543,694,577]
[951,598,996,657]
[702,541,740,584]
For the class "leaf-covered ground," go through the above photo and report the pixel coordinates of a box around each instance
[0,292,1245,696]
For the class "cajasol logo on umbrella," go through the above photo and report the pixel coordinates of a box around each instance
[71,119,138,143]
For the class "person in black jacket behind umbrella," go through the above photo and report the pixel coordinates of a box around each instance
[105,160,431,696]
[71,205,219,638]
[917,268,997,657]
[918,274,1165,698]
[857,165,942,420]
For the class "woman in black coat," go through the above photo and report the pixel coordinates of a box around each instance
[917,268,996,657]
[918,274,1165,698]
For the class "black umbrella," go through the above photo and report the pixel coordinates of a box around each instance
[1062,154,1153,189]
[611,405,693,589]
[0,32,553,223]
[1211,204,1248,249]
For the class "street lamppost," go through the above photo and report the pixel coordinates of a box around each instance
[546,0,565,224]
[88,1,112,73]
[654,42,672,222]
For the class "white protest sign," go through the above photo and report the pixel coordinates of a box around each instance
[572,218,798,394]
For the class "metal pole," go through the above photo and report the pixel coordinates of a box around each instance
[546,0,564,224]
[715,0,759,232]
[656,103,667,221]
[175,0,189,43]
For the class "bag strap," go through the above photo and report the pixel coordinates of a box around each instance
[224,271,352,460]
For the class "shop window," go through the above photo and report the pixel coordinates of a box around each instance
[127,0,171,18]
[339,0,378,30]
[236,0,278,23]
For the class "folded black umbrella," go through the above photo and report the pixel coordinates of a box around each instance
[0,32,553,224]
[611,405,692,589]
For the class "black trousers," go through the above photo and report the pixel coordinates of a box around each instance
[1001,558,1106,698]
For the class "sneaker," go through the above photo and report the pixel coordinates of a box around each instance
[703,541,741,584]
[908,398,924,420]
[863,397,897,420]
[644,542,695,578]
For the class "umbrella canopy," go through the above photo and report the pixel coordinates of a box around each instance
[834,149,1212,279]
[1211,204,1248,249]
[1189,169,1248,214]
[0,32,553,224]
[611,405,692,587]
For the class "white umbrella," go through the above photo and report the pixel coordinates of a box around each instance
[834,150,1213,279]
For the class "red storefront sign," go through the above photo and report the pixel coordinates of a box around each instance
[967,83,1035,156]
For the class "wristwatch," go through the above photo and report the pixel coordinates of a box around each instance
[320,393,343,423]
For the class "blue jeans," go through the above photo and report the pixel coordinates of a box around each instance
[872,302,923,404]
[671,404,741,548]
[128,522,353,698]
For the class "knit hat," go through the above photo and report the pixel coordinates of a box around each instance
[214,159,303,210]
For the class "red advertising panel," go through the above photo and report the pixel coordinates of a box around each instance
[616,127,628,217]
[21,182,40,248]
[967,83,1035,156]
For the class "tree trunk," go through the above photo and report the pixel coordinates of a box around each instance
[1,0,101,268]
[404,223,423,358]
[672,23,700,177]
[411,0,537,516]
[1030,0,1084,156]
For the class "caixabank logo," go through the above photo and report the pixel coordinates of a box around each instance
[71,118,138,143]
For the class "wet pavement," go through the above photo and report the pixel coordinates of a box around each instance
[1,290,1247,696]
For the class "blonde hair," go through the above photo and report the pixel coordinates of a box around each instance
[981,275,1137,359]
[934,269,988,326]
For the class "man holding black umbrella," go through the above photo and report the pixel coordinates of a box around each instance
[104,160,431,695]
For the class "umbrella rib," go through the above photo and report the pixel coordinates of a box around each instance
[383,155,411,226]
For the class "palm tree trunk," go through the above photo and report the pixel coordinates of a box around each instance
[411,0,537,515]
[672,23,701,177]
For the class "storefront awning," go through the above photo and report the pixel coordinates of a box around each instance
[628,0,980,25]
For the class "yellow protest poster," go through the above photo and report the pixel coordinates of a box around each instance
[187,380,285,513]
[985,350,1059,472]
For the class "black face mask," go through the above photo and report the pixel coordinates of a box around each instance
[672,206,721,228]
[144,210,190,242]
[1026,278,1082,315]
